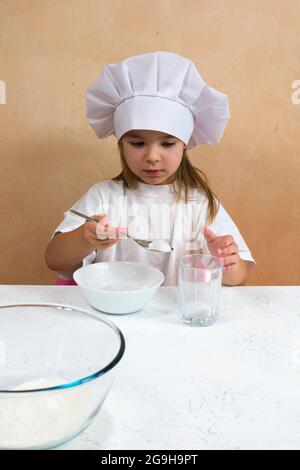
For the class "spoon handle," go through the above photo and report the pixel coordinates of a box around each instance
[70,209,98,223]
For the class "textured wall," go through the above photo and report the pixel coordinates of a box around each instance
[0,0,299,285]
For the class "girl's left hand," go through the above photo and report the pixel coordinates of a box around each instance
[203,227,240,272]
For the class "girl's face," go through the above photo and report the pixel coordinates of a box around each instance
[121,130,186,184]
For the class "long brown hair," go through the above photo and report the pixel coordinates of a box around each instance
[112,139,219,225]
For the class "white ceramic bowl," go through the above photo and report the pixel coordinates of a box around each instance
[73,262,165,314]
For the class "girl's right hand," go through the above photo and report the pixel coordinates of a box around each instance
[82,214,127,250]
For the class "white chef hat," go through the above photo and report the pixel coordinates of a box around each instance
[86,51,230,149]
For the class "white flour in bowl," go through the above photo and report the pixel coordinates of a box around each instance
[100,283,143,291]
[0,377,96,449]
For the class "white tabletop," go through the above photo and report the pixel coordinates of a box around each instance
[1,285,300,450]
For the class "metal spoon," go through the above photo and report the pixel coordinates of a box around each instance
[69,209,174,253]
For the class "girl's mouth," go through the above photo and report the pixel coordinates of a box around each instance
[144,170,163,176]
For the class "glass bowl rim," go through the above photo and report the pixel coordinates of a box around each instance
[0,302,125,394]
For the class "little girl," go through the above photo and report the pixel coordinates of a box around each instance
[45,51,255,286]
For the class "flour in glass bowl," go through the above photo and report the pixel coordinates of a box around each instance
[0,377,96,449]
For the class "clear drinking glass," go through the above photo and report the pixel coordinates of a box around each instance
[178,254,223,327]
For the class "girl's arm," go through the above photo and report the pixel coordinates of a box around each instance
[45,215,127,272]
[45,224,96,272]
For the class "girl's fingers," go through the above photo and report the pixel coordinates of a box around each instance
[114,227,128,239]
[223,263,238,272]
[97,227,127,240]
[117,227,128,238]
[84,215,108,238]
[222,254,239,266]
[203,226,217,242]
[93,226,128,242]
[207,235,235,252]
[217,242,238,256]
[221,235,234,248]
[219,253,240,272]
[96,217,109,239]
[94,238,118,247]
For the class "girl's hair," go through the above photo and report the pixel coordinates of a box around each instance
[112,139,219,225]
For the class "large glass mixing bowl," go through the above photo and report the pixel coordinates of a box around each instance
[0,303,125,449]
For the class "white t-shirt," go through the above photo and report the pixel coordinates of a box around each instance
[51,179,255,285]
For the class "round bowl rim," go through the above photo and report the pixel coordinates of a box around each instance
[0,302,125,394]
[73,261,165,294]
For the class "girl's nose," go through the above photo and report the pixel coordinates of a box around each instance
[145,146,161,163]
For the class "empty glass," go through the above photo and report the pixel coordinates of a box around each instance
[178,254,223,326]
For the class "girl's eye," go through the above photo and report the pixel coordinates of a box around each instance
[130,142,175,147]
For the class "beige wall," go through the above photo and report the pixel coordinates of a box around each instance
[0,0,299,285]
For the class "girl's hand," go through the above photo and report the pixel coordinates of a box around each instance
[203,227,240,272]
[83,214,127,250]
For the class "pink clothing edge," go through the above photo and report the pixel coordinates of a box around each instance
[55,278,77,286]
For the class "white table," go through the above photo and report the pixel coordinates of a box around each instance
[1,285,300,450]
